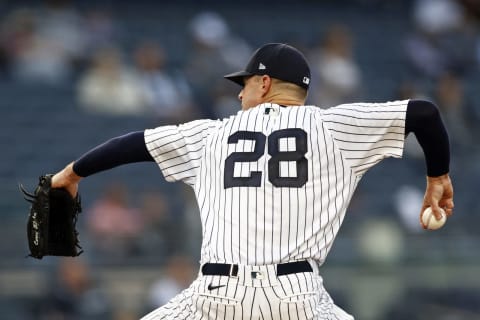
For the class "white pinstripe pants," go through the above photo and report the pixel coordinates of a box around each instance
[141,263,354,320]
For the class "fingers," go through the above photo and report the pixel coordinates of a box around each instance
[421,173,454,227]
[430,205,446,221]
[51,172,69,190]
[419,206,446,230]
[440,199,454,217]
[51,162,81,198]
[51,174,77,197]
[420,200,453,229]
[420,211,427,230]
[66,184,79,198]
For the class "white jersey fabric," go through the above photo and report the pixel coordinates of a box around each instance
[142,100,408,319]
[145,101,408,268]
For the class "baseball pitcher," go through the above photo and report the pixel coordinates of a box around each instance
[48,43,454,319]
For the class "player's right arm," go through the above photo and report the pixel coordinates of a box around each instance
[405,100,454,226]
[321,99,453,226]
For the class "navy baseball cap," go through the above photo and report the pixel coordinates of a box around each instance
[224,43,311,90]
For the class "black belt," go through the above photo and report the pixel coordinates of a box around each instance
[201,260,312,277]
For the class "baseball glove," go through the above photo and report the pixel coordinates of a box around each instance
[20,174,83,259]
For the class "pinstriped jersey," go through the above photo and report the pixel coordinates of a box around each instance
[144,100,408,266]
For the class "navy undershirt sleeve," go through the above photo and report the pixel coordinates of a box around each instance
[405,99,450,176]
[72,131,154,177]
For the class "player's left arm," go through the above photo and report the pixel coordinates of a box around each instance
[405,99,454,226]
[51,131,153,196]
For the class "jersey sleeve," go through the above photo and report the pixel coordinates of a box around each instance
[321,100,408,176]
[144,119,218,185]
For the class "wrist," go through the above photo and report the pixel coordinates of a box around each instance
[428,172,449,178]
[426,173,450,184]
[64,162,82,184]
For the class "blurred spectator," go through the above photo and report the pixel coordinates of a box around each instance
[0,8,42,80]
[0,1,89,85]
[308,24,363,107]
[413,0,463,34]
[210,85,241,119]
[35,257,112,319]
[393,184,425,233]
[146,255,197,310]
[404,0,477,79]
[86,182,144,258]
[394,80,428,101]
[82,8,117,53]
[132,40,198,124]
[185,10,252,117]
[356,218,405,266]
[77,45,147,115]
[34,0,89,70]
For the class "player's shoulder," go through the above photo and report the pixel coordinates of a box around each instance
[321,100,409,114]
[303,104,325,113]
[178,118,222,130]
[150,118,221,139]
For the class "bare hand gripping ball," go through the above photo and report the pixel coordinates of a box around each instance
[422,207,447,230]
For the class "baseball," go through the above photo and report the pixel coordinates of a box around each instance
[422,207,447,230]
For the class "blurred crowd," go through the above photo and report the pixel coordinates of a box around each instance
[1,0,478,122]
[1,0,480,319]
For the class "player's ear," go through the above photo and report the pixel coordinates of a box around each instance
[260,75,272,96]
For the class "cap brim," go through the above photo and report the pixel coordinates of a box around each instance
[224,70,253,86]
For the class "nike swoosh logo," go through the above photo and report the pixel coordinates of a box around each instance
[207,284,226,291]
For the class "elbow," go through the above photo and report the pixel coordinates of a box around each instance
[405,99,442,135]
[408,99,440,119]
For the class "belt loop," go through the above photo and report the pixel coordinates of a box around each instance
[229,264,239,278]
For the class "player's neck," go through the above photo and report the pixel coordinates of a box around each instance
[263,91,305,107]
[263,96,305,107]
[266,99,304,107]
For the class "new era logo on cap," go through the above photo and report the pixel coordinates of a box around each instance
[258,63,266,70]
[303,77,310,85]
